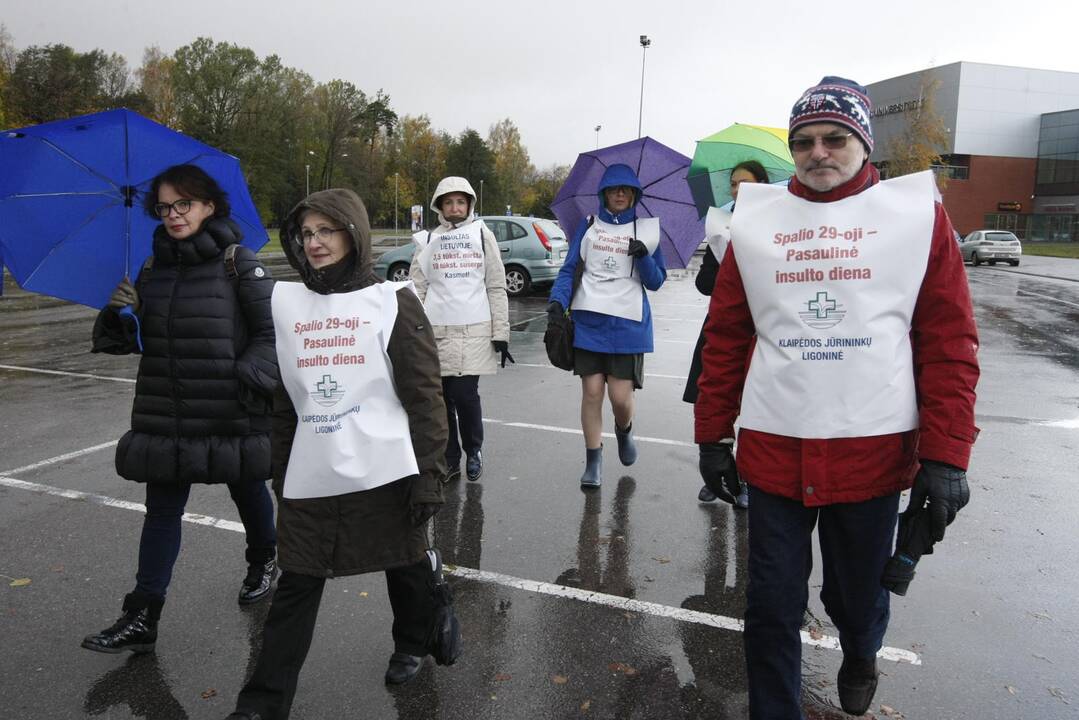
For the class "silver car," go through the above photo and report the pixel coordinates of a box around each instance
[959,230,1022,267]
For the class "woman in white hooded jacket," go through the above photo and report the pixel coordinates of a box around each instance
[409,176,512,482]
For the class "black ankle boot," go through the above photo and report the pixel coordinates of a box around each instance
[238,557,278,606]
[82,592,162,654]
[837,655,879,716]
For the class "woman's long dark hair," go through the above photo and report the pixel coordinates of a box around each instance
[143,164,231,219]
[732,159,770,184]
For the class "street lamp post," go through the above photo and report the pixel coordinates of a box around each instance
[305,164,310,196]
[394,172,399,235]
[595,124,602,149]
[638,35,651,138]
[479,179,484,216]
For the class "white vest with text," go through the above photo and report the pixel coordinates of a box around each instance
[729,171,936,438]
[571,216,660,322]
[413,219,491,326]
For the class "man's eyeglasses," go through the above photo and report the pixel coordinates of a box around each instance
[297,227,345,243]
[153,199,199,218]
[788,132,855,154]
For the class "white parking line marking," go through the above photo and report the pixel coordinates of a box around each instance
[485,419,694,447]
[2,440,118,476]
[0,363,136,383]
[0,472,920,666]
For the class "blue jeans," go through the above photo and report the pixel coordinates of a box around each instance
[134,481,277,600]
[442,375,483,462]
[744,486,899,720]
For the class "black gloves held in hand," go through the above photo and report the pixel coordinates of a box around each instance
[910,459,970,542]
[627,238,649,258]
[698,441,740,505]
[492,340,515,368]
[546,301,565,324]
[410,502,440,527]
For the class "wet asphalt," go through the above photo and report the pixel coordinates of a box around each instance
[1,252,1079,719]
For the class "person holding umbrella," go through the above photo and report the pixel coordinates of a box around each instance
[226,188,451,720]
[82,164,279,654]
[683,159,770,506]
[548,163,667,488]
[695,77,978,717]
[409,176,511,483]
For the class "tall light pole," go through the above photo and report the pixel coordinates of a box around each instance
[304,149,315,196]
[595,124,602,149]
[638,35,651,139]
[479,179,484,216]
[394,172,399,235]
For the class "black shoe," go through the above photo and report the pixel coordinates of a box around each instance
[81,594,161,654]
[384,652,423,685]
[837,656,879,716]
[466,451,483,482]
[697,485,717,502]
[225,713,261,720]
[238,558,278,605]
[444,463,462,483]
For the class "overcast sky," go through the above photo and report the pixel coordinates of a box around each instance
[4,0,1078,168]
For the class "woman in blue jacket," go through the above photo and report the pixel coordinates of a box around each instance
[548,164,666,487]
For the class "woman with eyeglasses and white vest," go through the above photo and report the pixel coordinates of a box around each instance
[547,163,667,488]
[409,176,512,483]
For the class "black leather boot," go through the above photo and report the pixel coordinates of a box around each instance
[384,652,423,685]
[238,556,278,606]
[81,592,162,654]
[837,655,879,716]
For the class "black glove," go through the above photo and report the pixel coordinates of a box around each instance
[493,340,515,368]
[698,441,740,505]
[410,502,440,527]
[547,301,565,324]
[909,460,970,542]
[107,277,139,311]
[627,238,649,258]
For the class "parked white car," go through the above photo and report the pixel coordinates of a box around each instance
[959,230,1022,267]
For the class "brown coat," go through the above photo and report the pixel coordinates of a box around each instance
[273,189,447,577]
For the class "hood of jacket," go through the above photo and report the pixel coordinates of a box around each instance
[280,188,378,294]
[151,216,243,265]
[596,163,642,224]
[430,176,478,227]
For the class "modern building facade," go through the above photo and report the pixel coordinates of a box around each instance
[866,62,1079,239]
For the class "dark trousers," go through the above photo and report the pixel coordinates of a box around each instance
[442,375,483,462]
[134,481,277,600]
[744,486,899,720]
[235,560,436,720]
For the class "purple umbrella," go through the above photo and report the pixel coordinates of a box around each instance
[551,137,703,268]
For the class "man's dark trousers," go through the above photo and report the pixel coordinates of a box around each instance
[744,486,899,719]
[442,375,483,463]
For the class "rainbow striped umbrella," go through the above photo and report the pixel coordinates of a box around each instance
[687,123,795,217]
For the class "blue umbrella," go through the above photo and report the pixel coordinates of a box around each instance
[551,137,704,268]
[0,108,267,309]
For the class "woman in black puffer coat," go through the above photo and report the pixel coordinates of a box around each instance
[82,164,279,655]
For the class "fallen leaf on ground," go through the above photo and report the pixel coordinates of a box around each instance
[359,591,368,598]
[880,704,904,717]
[9,578,31,587]
[551,674,568,684]
[651,556,671,564]
[1048,687,1069,703]
[200,689,217,699]
[608,662,638,676]
[580,699,591,712]
[493,672,512,682]
[1032,653,1052,663]
[1028,611,1053,621]
[807,626,823,640]
[1006,686,1017,695]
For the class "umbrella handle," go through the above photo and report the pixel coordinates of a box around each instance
[117,305,144,353]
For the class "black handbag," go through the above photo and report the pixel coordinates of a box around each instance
[425,548,462,666]
[544,228,588,371]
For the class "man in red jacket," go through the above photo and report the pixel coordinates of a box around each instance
[695,76,979,719]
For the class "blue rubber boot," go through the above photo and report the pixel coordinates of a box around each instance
[580,446,603,488]
[615,423,638,466]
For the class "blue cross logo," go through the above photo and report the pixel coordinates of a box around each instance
[807,292,837,319]
[603,255,618,270]
[316,374,338,399]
